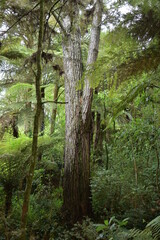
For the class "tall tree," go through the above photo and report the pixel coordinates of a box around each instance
[19,0,44,238]
[81,0,103,216]
[60,0,83,222]
[53,0,103,222]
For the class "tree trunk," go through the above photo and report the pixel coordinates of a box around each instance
[50,82,59,135]
[94,112,101,150]
[61,0,83,223]
[62,0,102,223]
[81,0,103,216]
[19,0,44,238]
[40,86,45,135]
[24,102,32,137]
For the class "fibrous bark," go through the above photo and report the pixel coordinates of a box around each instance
[81,0,103,218]
[62,0,103,223]
[62,0,83,222]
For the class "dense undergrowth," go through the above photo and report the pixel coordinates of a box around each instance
[0,107,160,239]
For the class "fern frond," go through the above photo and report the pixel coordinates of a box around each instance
[112,80,149,119]
[146,216,160,240]
[127,216,160,240]
[128,227,153,240]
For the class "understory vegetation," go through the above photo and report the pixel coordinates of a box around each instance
[0,0,160,239]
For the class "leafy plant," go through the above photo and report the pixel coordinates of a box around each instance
[95,216,129,240]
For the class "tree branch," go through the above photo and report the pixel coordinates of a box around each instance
[51,0,68,35]
[52,11,67,35]
[42,100,68,104]
[56,88,64,100]
[150,84,160,89]
[0,2,40,36]
[43,0,62,41]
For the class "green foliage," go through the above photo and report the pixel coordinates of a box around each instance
[124,0,160,42]
[146,216,160,239]
[0,133,62,190]
[0,135,31,189]
[26,187,63,237]
[1,83,34,115]
[0,37,32,60]
[91,169,122,216]
[127,215,160,239]
[56,218,98,240]
[94,215,160,240]
[0,187,63,239]
[95,216,129,240]
[0,134,31,155]
[91,102,160,225]
[89,28,139,87]
[112,77,149,119]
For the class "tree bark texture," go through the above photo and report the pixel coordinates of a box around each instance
[82,0,103,122]
[40,86,45,135]
[50,83,59,135]
[20,0,44,239]
[24,102,32,137]
[62,0,103,223]
[81,0,103,218]
[62,0,83,222]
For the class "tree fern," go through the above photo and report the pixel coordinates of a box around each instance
[112,79,149,119]
[146,216,160,239]
[127,216,160,240]
[0,37,32,60]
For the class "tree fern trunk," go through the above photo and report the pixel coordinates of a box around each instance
[12,115,19,138]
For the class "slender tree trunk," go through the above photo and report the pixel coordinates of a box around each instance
[24,102,32,137]
[40,86,45,135]
[81,0,103,215]
[50,82,59,135]
[93,112,104,163]
[155,146,160,191]
[93,89,102,161]
[19,1,44,238]
[38,87,45,163]
[94,112,101,150]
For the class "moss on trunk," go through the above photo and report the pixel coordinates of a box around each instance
[19,0,44,239]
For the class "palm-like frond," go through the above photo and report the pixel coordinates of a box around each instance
[128,216,160,240]
[146,216,160,239]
